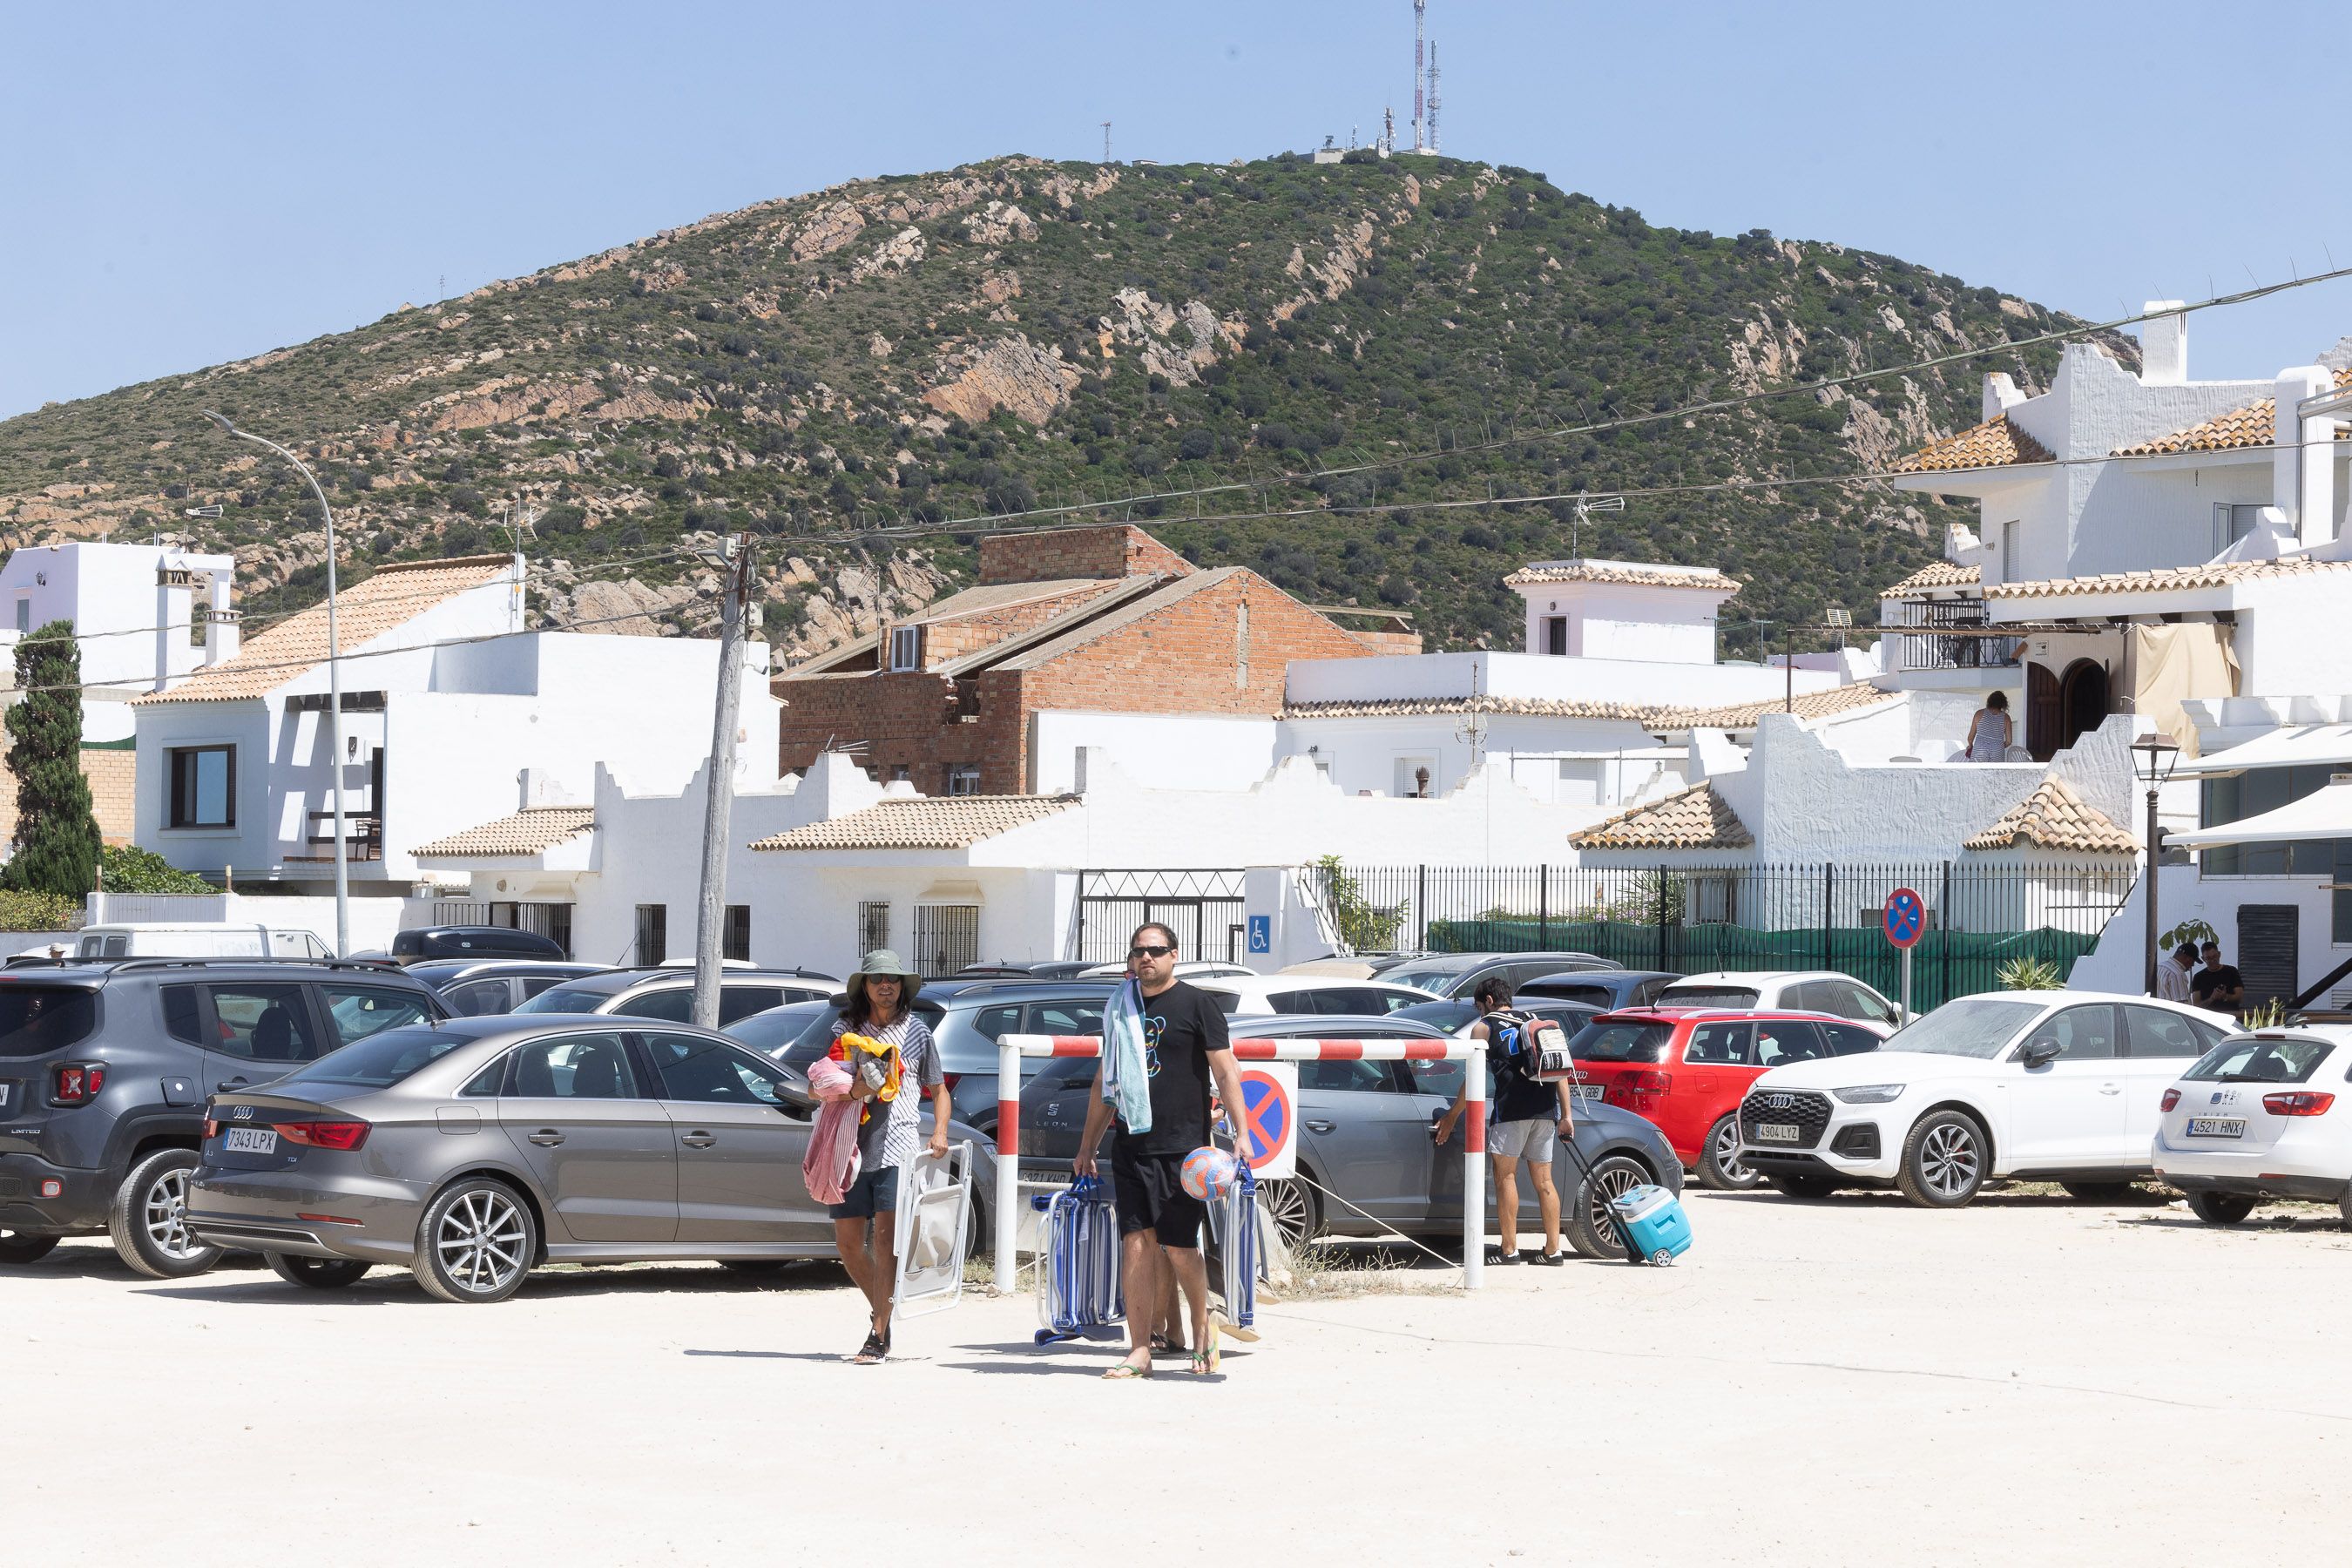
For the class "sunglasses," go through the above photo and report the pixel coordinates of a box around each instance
[1127,944,1175,960]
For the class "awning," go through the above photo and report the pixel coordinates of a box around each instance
[2169,776,2352,848]
[2175,724,2352,777]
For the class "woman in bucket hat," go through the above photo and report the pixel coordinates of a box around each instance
[828,949,949,1363]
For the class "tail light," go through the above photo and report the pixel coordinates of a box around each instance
[51,1062,107,1105]
[278,1120,371,1150]
[2159,1089,2180,1112]
[202,1116,220,1139]
[2262,1092,2335,1118]
[1605,1070,1673,1108]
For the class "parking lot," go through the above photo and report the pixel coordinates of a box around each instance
[11,1186,2349,1568]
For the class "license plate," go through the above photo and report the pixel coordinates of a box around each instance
[224,1127,278,1154]
[1571,1084,1606,1104]
[2186,1118,2246,1139]
[0,1082,10,1109]
[1755,1124,1801,1144]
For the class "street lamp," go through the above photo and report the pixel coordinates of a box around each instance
[201,411,348,957]
[2131,733,2183,996]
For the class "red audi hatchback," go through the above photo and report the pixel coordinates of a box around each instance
[1567,1008,1889,1189]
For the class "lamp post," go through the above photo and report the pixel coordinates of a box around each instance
[202,411,348,957]
[2131,734,2183,996]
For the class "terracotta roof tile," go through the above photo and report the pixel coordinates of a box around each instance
[1962,777,2137,854]
[1878,561,1982,598]
[1283,683,1894,729]
[133,556,517,704]
[1983,554,2352,601]
[1503,560,1741,592]
[1891,414,2053,474]
[2115,368,2352,456]
[412,806,594,859]
[1569,782,1752,850]
[751,794,1079,851]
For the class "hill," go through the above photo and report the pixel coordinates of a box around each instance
[0,152,2126,659]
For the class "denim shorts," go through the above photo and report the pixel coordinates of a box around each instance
[829,1163,900,1220]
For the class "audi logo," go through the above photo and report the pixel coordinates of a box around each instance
[232,1105,254,1120]
[1766,1093,1793,1110]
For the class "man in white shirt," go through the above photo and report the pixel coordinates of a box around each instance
[2154,942,2197,1004]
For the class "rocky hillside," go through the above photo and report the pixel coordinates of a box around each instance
[0,153,2126,658]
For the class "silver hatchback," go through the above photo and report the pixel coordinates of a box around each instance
[185,1016,990,1302]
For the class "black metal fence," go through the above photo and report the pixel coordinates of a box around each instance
[1072,868,1247,966]
[1303,861,2135,1012]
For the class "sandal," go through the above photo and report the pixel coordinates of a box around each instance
[1102,1360,1152,1380]
[1191,1317,1220,1375]
[1149,1332,1189,1356]
[852,1331,887,1365]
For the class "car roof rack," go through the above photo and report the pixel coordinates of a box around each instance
[91,956,409,976]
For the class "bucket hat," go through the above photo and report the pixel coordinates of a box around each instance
[844,948,923,1012]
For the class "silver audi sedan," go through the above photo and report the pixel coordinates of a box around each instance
[185,1015,991,1303]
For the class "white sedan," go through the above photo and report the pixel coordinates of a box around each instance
[2153,1024,2352,1226]
[1734,990,2231,1206]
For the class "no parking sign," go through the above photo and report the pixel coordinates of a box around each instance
[1233,1064,1297,1179]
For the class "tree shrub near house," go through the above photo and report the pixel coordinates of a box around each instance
[97,844,213,895]
[0,622,101,900]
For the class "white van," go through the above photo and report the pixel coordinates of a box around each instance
[72,923,334,960]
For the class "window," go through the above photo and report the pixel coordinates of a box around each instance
[11,597,26,633]
[2124,1005,2214,1059]
[718,985,786,1026]
[2182,1035,2335,1085]
[613,987,693,1023]
[206,984,323,1063]
[2200,767,2342,878]
[460,1058,506,1097]
[507,1032,639,1098]
[889,625,923,671]
[1752,1021,1828,1067]
[970,1004,1023,1042]
[641,1032,787,1105]
[634,903,667,966]
[858,900,890,955]
[1684,1023,1752,1065]
[1028,999,1105,1037]
[723,904,751,963]
[321,986,433,1048]
[1543,615,1568,656]
[912,903,979,977]
[1300,1059,1395,1093]
[0,986,97,1058]
[946,765,982,796]
[2026,1004,2118,1062]
[1393,757,1436,798]
[278,1027,474,1091]
[167,745,235,828]
[445,979,516,1017]
[1572,1021,1673,1064]
[1999,519,2019,582]
[1821,981,1900,1026]
[161,985,205,1044]
[2213,502,2264,555]
[1658,983,1761,1010]
[1821,1023,1882,1056]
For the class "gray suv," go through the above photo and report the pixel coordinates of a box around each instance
[512,968,837,1026]
[0,958,445,1275]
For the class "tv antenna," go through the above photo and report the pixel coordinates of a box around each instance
[1568,494,1625,556]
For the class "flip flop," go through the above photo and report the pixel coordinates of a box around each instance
[1192,1316,1220,1375]
[852,1331,887,1365]
[1102,1361,1152,1380]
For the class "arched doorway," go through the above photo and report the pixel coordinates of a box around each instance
[2026,662,2061,760]
[2059,659,2109,754]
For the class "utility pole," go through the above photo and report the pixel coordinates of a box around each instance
[691,531,756,1030]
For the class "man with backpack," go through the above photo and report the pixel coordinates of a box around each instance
[1434,977,1576,1266]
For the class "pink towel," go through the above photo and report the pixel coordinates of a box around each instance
[803,1098,862,1206]
[807,1057,855,1101]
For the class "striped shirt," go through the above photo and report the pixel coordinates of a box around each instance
[839,1013,943,1168]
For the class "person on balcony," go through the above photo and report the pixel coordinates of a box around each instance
[1963,690,2013,762]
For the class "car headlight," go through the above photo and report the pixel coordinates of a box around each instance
[1832,1084,1904,1105]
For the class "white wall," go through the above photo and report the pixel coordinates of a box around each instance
[1509,574,1732,664]
[1278,710,1678,804]
[1288,650,1838,710]
[1029,710,1277,794]
[0,542,235,700]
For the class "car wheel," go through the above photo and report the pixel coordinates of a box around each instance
[1767,1176,1841,1200]
[2186,1190,2256,1226]
[1696,1114,1764,1191]
[1565,1153,1651,1260]
[109,1149,226,1279]
[2060,1180,2139,1205]
[267,1253,372,1289]
[0,1230,60,1265]
[1254,1178,1318,1250]
[414,1179,537,1304]
[1896,1110,1988,1208]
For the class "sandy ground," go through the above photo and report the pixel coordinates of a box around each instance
[9,1187,2349,1568]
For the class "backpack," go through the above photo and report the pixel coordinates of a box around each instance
[1484,1009,1574,1084]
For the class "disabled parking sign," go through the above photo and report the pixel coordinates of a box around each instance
[1234,1064,1296,1179]
[1247,915,1271,955]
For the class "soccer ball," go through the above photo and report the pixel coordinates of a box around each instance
[1180,1146,1239,1201]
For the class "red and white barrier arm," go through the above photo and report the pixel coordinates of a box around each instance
[991,1034,1490,1291]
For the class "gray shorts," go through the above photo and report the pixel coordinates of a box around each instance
[1489,1117,1558,1162]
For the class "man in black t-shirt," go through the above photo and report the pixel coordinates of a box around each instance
[2191,941,2245,1014]
[1077,923,1248,1379]
[1435,977,1576,1265]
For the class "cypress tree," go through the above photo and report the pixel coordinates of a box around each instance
[2,621,100,897]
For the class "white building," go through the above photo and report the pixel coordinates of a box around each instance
[0,541,240,741]
[130,554,773,910]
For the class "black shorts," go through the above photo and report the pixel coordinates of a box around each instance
[828,1163,898,1220]
[1110,1151,1208,1248]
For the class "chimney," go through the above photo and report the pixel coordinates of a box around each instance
[2274,366,2337,547]
[203,608,241,666]
[2140,301,2188,386]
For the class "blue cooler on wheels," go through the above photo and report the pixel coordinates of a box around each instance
[1610,1184,1693,1265]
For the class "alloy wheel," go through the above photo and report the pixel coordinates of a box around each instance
[1918,1122,1980,1200]
[1255,1179,1313,1249]
[1711,1119,1755,1186]
[142,1167,203,1261]
[435,1189,528,1296]
[1585,1162,1644,1248]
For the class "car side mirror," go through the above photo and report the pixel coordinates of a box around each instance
[2018,1038,2062,1070]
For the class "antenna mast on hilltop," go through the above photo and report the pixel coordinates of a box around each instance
[1101,120,1112,162]
[1411,0,1427,152]
[1427,41,1441,154]
[1382,104,1395,156]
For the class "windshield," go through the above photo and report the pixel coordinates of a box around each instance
[1880,997,2042,1058]
[1570,1021,1672,1064]
[1392,1000,1477,1032]
[1659,983,1761,1010]
[724,1001,836,1061]
[513,985,609,1015]
[277,1025,472,1090]
[1382,968,1465,994]
[2183,1035,2337,1085]
[0,985,98,1058]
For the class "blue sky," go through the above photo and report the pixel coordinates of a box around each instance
[5,0,2347,419]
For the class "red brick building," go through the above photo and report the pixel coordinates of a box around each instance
[775,525,1416,794]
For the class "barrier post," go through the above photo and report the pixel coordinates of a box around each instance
[994,1037,1020,1293]
[1463,1039,1486,1290]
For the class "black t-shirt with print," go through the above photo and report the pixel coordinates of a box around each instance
[1482,1007,1557,1123]
[1112,980,1229,1159]
[2191,964,2244,1008]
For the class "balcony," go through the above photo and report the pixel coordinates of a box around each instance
[1892,599,2021,673]
[294,810,383,863]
